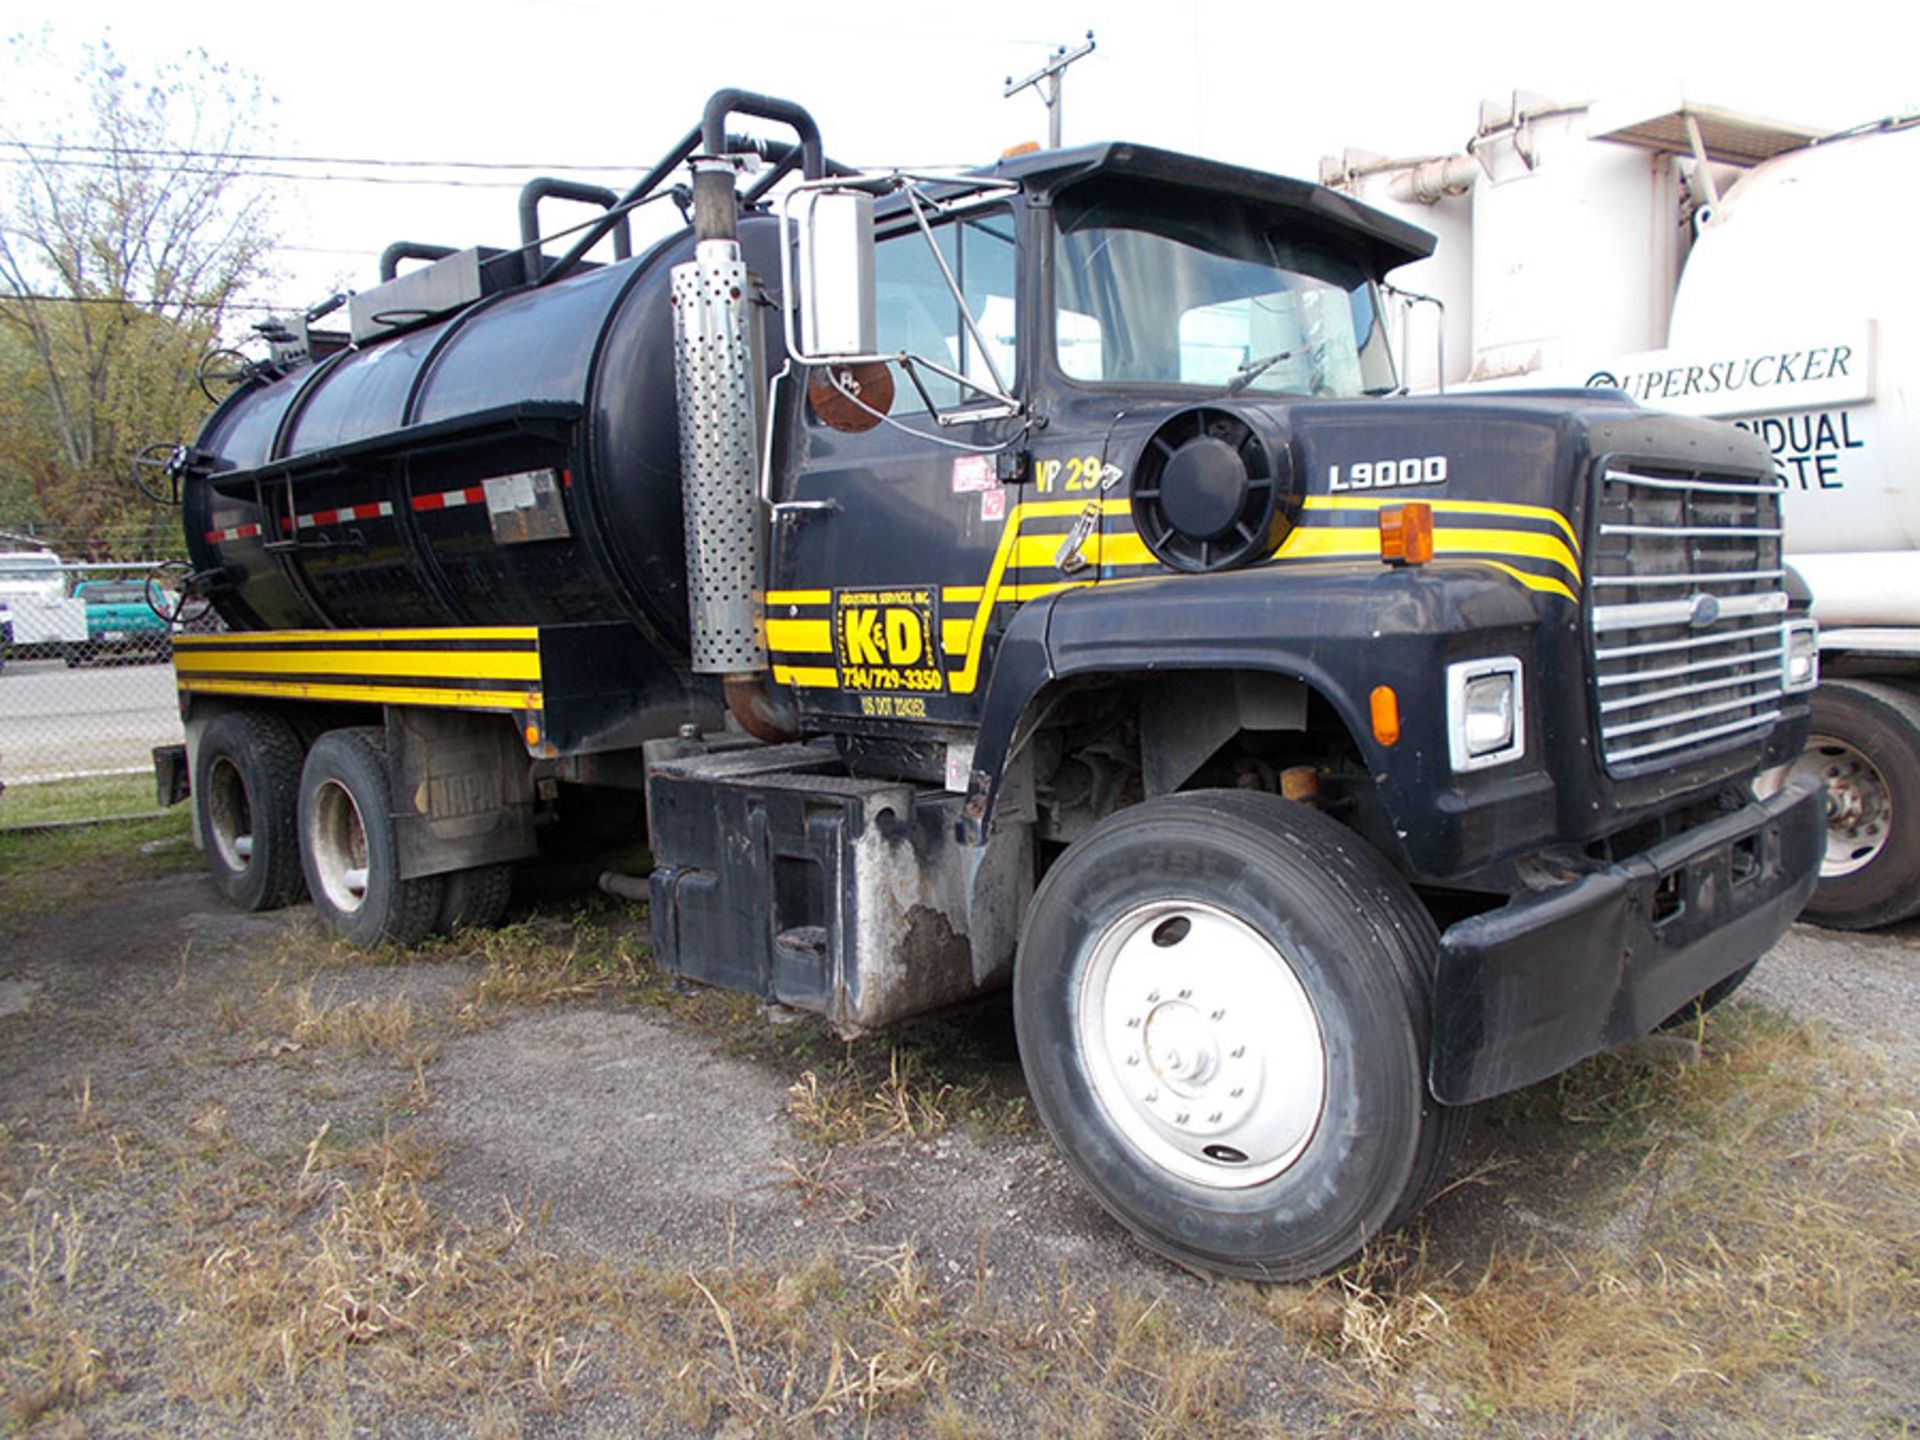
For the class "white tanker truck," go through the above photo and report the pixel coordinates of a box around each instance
[1324,98,1920,929]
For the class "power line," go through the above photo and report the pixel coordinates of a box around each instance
[0,156,541,190]
[2,291,284,313]
[5,139,638,173]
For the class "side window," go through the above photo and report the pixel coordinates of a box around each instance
[871,210,1017,417]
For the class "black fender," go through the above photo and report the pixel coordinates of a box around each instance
[960,560,1556,879]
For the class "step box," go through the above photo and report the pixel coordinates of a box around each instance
[645,737,990,1032]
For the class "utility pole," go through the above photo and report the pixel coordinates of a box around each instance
[1003,31,1097,151]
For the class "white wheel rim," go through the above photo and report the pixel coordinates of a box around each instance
[309,778,370,913]
[205,756,254,873]
[1077,900,1326,1189]
[1785,734,1892,878]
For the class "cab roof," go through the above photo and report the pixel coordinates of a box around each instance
[977,141,1437,277]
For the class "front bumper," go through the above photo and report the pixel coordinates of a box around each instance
[1429,776,1823,1105]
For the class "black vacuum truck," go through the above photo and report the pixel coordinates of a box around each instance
[148,90,1823,1279]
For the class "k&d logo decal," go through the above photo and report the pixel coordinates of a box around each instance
[834,588,944,695]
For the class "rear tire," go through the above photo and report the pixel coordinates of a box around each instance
[1013,790,1466,1281]
[1788,680,1920,930]
[436,864,514,935]
[298,728,444,948]
[196,710,308,911]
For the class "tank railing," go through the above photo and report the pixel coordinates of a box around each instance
[537,127,704,287]
[700,90,827,182]
[518,178,633,285]
[534,93,836,288]
[379,242,458,283]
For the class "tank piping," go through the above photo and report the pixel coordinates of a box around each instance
[1386,154,1481,205]
[518,178,633,283]
[379,242,457,282]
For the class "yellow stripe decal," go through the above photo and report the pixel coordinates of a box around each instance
[1302,496,1581,554]
[777,495,1579,698]
[771,664,839,688]
[941,618,972,656]
[950,499,1126,694]
[1471,561,1579,604]
[1275,521,1580,581]
[764,618,833,653]
[174,648,541,681]
[180,677,540,710]
[174,626,539,646]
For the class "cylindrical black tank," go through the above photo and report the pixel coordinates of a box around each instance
[184,213,788,650]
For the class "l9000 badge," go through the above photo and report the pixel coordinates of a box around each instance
[1329,456,1449,491]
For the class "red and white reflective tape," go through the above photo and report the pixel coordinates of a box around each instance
[411,484,488,513]
[201,472,570,545]
[285,500,396,530]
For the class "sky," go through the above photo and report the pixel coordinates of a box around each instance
[5,0,1916,314]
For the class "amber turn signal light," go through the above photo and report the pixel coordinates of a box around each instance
[1370,685,1401,746]
[1379,502,1435,565]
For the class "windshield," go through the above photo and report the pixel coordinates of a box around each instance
[1052,184,1397,398]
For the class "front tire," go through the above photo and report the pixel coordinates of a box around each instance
[195,710,308,911]
[1014,790,1465,1281]
[298,728,444,948]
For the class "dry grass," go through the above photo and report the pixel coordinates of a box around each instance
[786,1042,1031,1152]
[450,917,649,1018]
[11,991,1916,1436]
[6,823,1916,1436]
[1243,1003,1920,1433]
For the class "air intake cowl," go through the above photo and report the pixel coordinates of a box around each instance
[1130,407,1294,573]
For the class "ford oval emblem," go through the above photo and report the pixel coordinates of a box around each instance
[1688,592,1722,629]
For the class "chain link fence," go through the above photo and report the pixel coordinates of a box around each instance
[1,555,193,826]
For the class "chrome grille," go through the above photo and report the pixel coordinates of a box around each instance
[1588,464,1787,772]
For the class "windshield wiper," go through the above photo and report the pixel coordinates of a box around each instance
[1223,346,1300,397]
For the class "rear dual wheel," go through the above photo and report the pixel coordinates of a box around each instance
[298,728,445,948]
[1014,790,1465,1281]
[195,710,307,911]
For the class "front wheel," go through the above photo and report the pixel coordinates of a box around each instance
[298,728,444,948]
[1014,790,1465,1281]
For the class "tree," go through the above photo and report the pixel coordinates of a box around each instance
[0,37,275,559]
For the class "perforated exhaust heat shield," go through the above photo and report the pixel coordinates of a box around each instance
[672,237,767,674]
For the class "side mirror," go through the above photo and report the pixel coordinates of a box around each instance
[790,189,876,359]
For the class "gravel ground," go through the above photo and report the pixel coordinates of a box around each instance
[1744,913,1920,1071]
[2,841,1915,1436]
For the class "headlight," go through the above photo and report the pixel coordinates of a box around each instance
[1782,620,1819,694]
[1447,657,1526,772]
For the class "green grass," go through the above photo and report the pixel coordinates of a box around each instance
[0,772,167,827]
[0,807,196,925]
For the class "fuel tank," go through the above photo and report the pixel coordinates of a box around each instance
[185,214,785,646]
